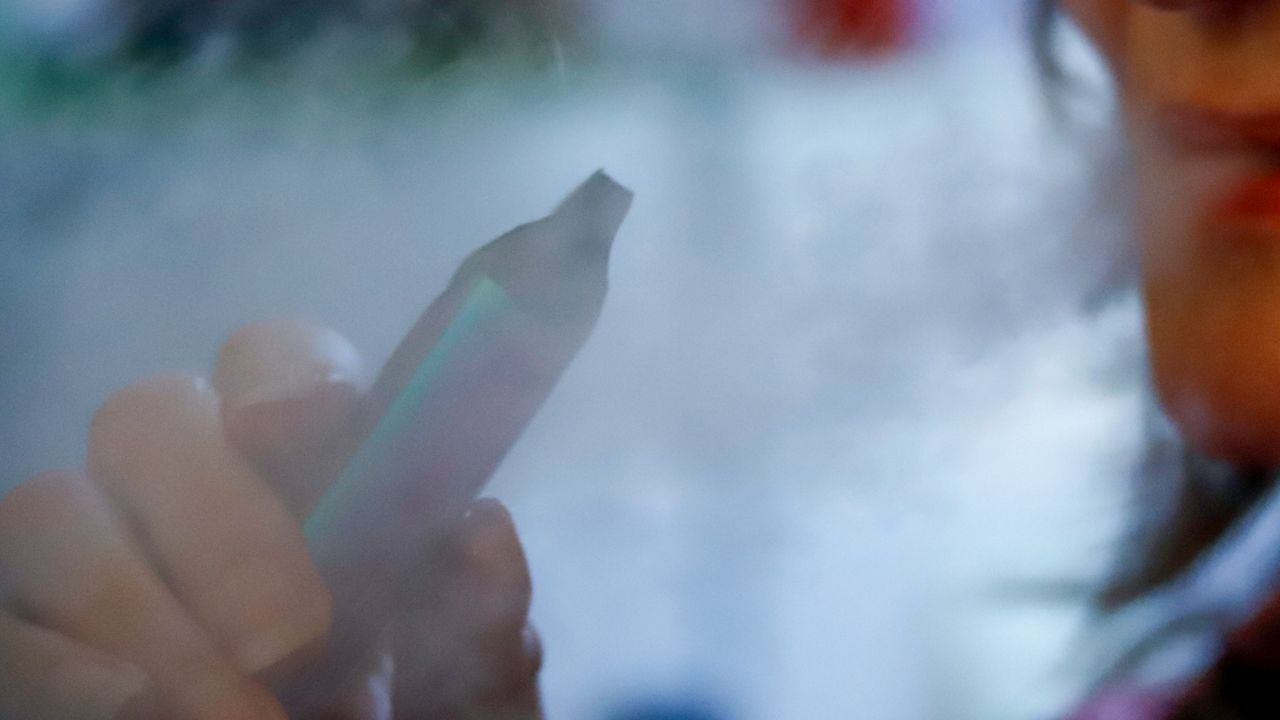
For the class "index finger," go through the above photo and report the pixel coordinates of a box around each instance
[213,319,368,518]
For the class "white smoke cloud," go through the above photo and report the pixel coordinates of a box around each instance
[0,9,1135,720]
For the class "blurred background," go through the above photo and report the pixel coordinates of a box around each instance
[1,1,1141,718]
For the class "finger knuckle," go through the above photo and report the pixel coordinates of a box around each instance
[213,319,363,400]
[208,534,333,672]
[0,474,148,628]
[58,557,160,633]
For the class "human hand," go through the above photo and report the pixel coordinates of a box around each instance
[0,319,542,719]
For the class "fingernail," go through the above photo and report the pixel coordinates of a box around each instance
[465,497,512,527]
[460,500,517,564]
[457,501,529,622]
[240,372,359,412]
[224,365,361,414]
[214,320,365,412]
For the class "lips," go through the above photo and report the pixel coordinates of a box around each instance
[1160,104,1280,154]
[1157,104,1280,231]
[1213,173,1280,227]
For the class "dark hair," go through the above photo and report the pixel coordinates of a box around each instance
[1101,428,1273,608]
[1031,0,1065,92]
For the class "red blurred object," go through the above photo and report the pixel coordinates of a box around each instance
[793,0,916,57]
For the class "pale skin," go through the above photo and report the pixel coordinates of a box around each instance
[1065,0,1280,464]
[0,319,542,719]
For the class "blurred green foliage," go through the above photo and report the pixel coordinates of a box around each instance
[0,0,577,116]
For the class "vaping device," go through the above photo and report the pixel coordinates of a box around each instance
[279,171,632,710]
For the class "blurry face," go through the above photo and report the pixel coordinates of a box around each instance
[1067,0,1280,464]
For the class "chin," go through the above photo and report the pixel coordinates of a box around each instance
[1151,319,1280,468]
[1141,215,1280,467]
[1163,388,1280,467]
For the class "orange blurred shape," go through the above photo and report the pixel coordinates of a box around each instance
[793,0,916,57]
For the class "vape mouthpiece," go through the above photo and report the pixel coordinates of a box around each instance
[550,170,634,255]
